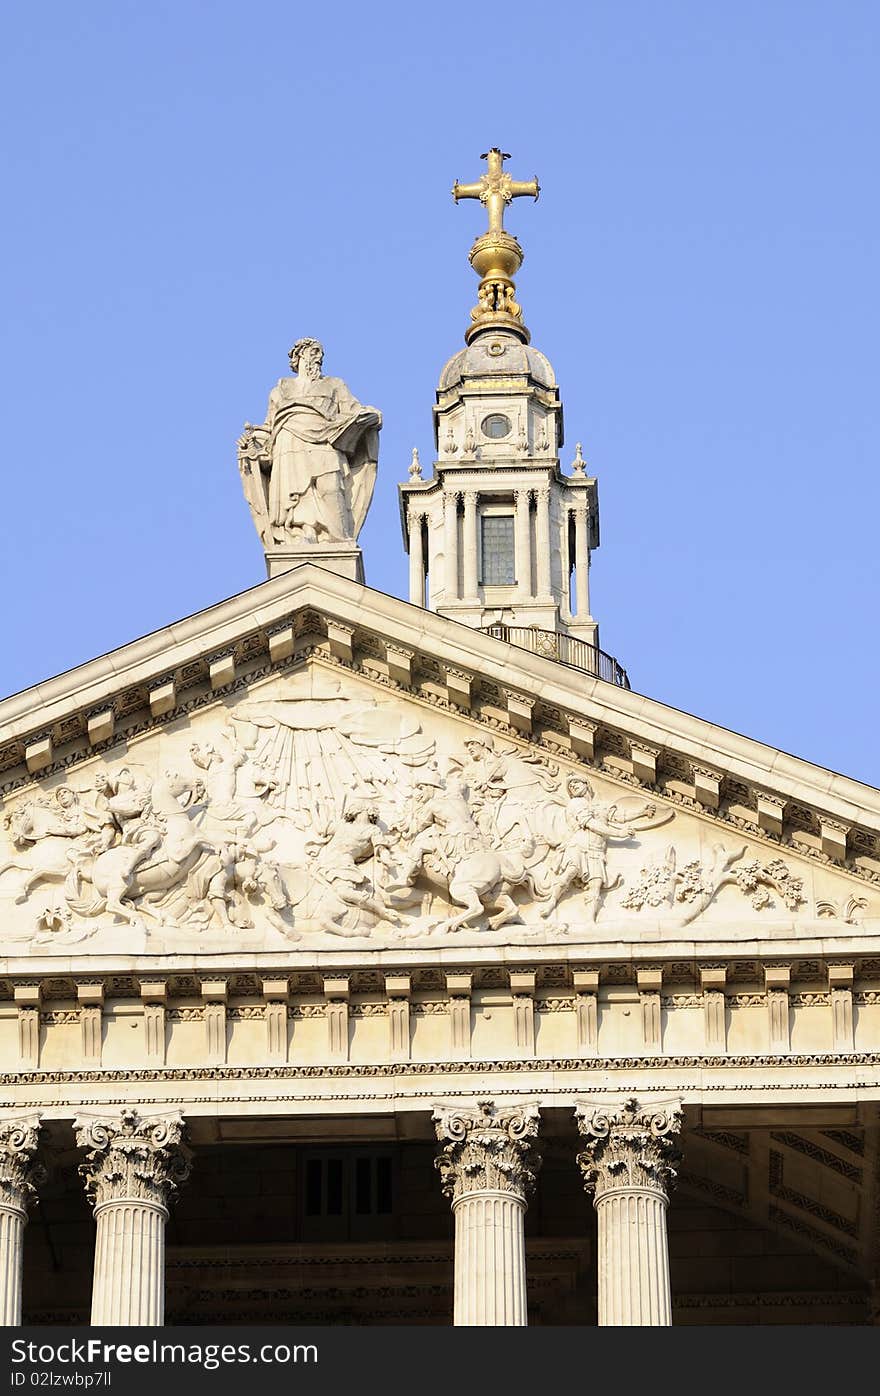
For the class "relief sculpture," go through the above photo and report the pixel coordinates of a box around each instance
[0,678,833,951]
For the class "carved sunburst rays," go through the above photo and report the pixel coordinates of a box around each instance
[229,699,436,825]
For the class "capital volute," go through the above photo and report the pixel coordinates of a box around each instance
[0,1114,44,1216]
[74,1108,192,1214]
[434,1098,541,1204]
[575,1096,683,1201]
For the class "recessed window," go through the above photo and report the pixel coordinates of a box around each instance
[481,413,511,440]
[481,514,515,585]
[302,1149,395,1241]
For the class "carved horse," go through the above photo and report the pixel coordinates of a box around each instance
[0,800,91,902]
[386,827,543,934]
[66,773,223,927]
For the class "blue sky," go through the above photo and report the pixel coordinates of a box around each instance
[1,2,878,785]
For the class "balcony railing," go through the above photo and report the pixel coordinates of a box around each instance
[483,624,630,689]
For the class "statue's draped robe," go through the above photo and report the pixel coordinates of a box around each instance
[265,374,379,541]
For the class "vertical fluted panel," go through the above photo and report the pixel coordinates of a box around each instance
[596,1188,671,1326]
[91,1201,166,1326]
[453,1191,527,1326]
[0,1204,26,1326]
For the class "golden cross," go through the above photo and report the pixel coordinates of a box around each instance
[452,148,540,236]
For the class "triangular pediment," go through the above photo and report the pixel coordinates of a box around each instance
[1,565,878,957]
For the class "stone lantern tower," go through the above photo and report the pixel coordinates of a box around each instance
[399,149,611,674]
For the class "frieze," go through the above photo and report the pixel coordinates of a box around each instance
[770,1131,862,1183]
[693,1129,749,1154]
[674,1290,867,1312]
[821,1129,864,1155]
[535,996,575,1012]
[767,1204,859,1266]
[768,1150,859,1237]
[2,613,879,905]
[0,1048,877,1092]
[677,1169,746,1207]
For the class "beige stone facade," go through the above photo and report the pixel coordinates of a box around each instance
[1,567,879,1324]
[2,154,879,1325]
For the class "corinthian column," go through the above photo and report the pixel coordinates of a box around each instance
[575,1096,682,1326]
[75,1109,191,1326]
[0,1115,43,1325]
[434,1099,541,1326]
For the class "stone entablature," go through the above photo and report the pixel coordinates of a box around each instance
[1,946,879,1086]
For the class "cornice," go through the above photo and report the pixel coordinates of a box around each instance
[2,565,879,883]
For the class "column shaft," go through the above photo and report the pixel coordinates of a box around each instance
[408,511,424,605]
[462,492,479,600]
[515,490,532,599]
[595,1188,671,1325]
[574,505,590,616]
[444,493,460,600]
[535,488,552,597]
[453,1191,527,1325]
[92,1200,167,1326]
[0,1204,26,1326]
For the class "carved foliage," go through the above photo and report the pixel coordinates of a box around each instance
[0,1115,43,1213]
[434,1099,541,1203]
[575,1097,683,1200]
[620,845,806,925]
[75,1108,191,1212]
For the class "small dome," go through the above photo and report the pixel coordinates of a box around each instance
[438,329,556,391]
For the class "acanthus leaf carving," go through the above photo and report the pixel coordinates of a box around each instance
[74,1108,191,1212]
[0,1115,44,1214]
[575,1096,683,1199]
[433,1099,541,1203]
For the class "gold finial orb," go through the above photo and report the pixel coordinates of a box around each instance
[452,148,540,345]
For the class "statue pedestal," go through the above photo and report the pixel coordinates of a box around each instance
[265,540,364,584]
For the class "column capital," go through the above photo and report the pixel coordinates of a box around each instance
[575,1096,683,1199]
[75,1108,191,1214]
[0,1114,44,1216]
[434,1099,541,1204]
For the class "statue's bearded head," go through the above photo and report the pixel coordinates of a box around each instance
[289,337,324,379]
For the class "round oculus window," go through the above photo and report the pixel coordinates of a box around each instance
[482,413,511,440]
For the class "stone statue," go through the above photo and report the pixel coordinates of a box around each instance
[238,338,381,547]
